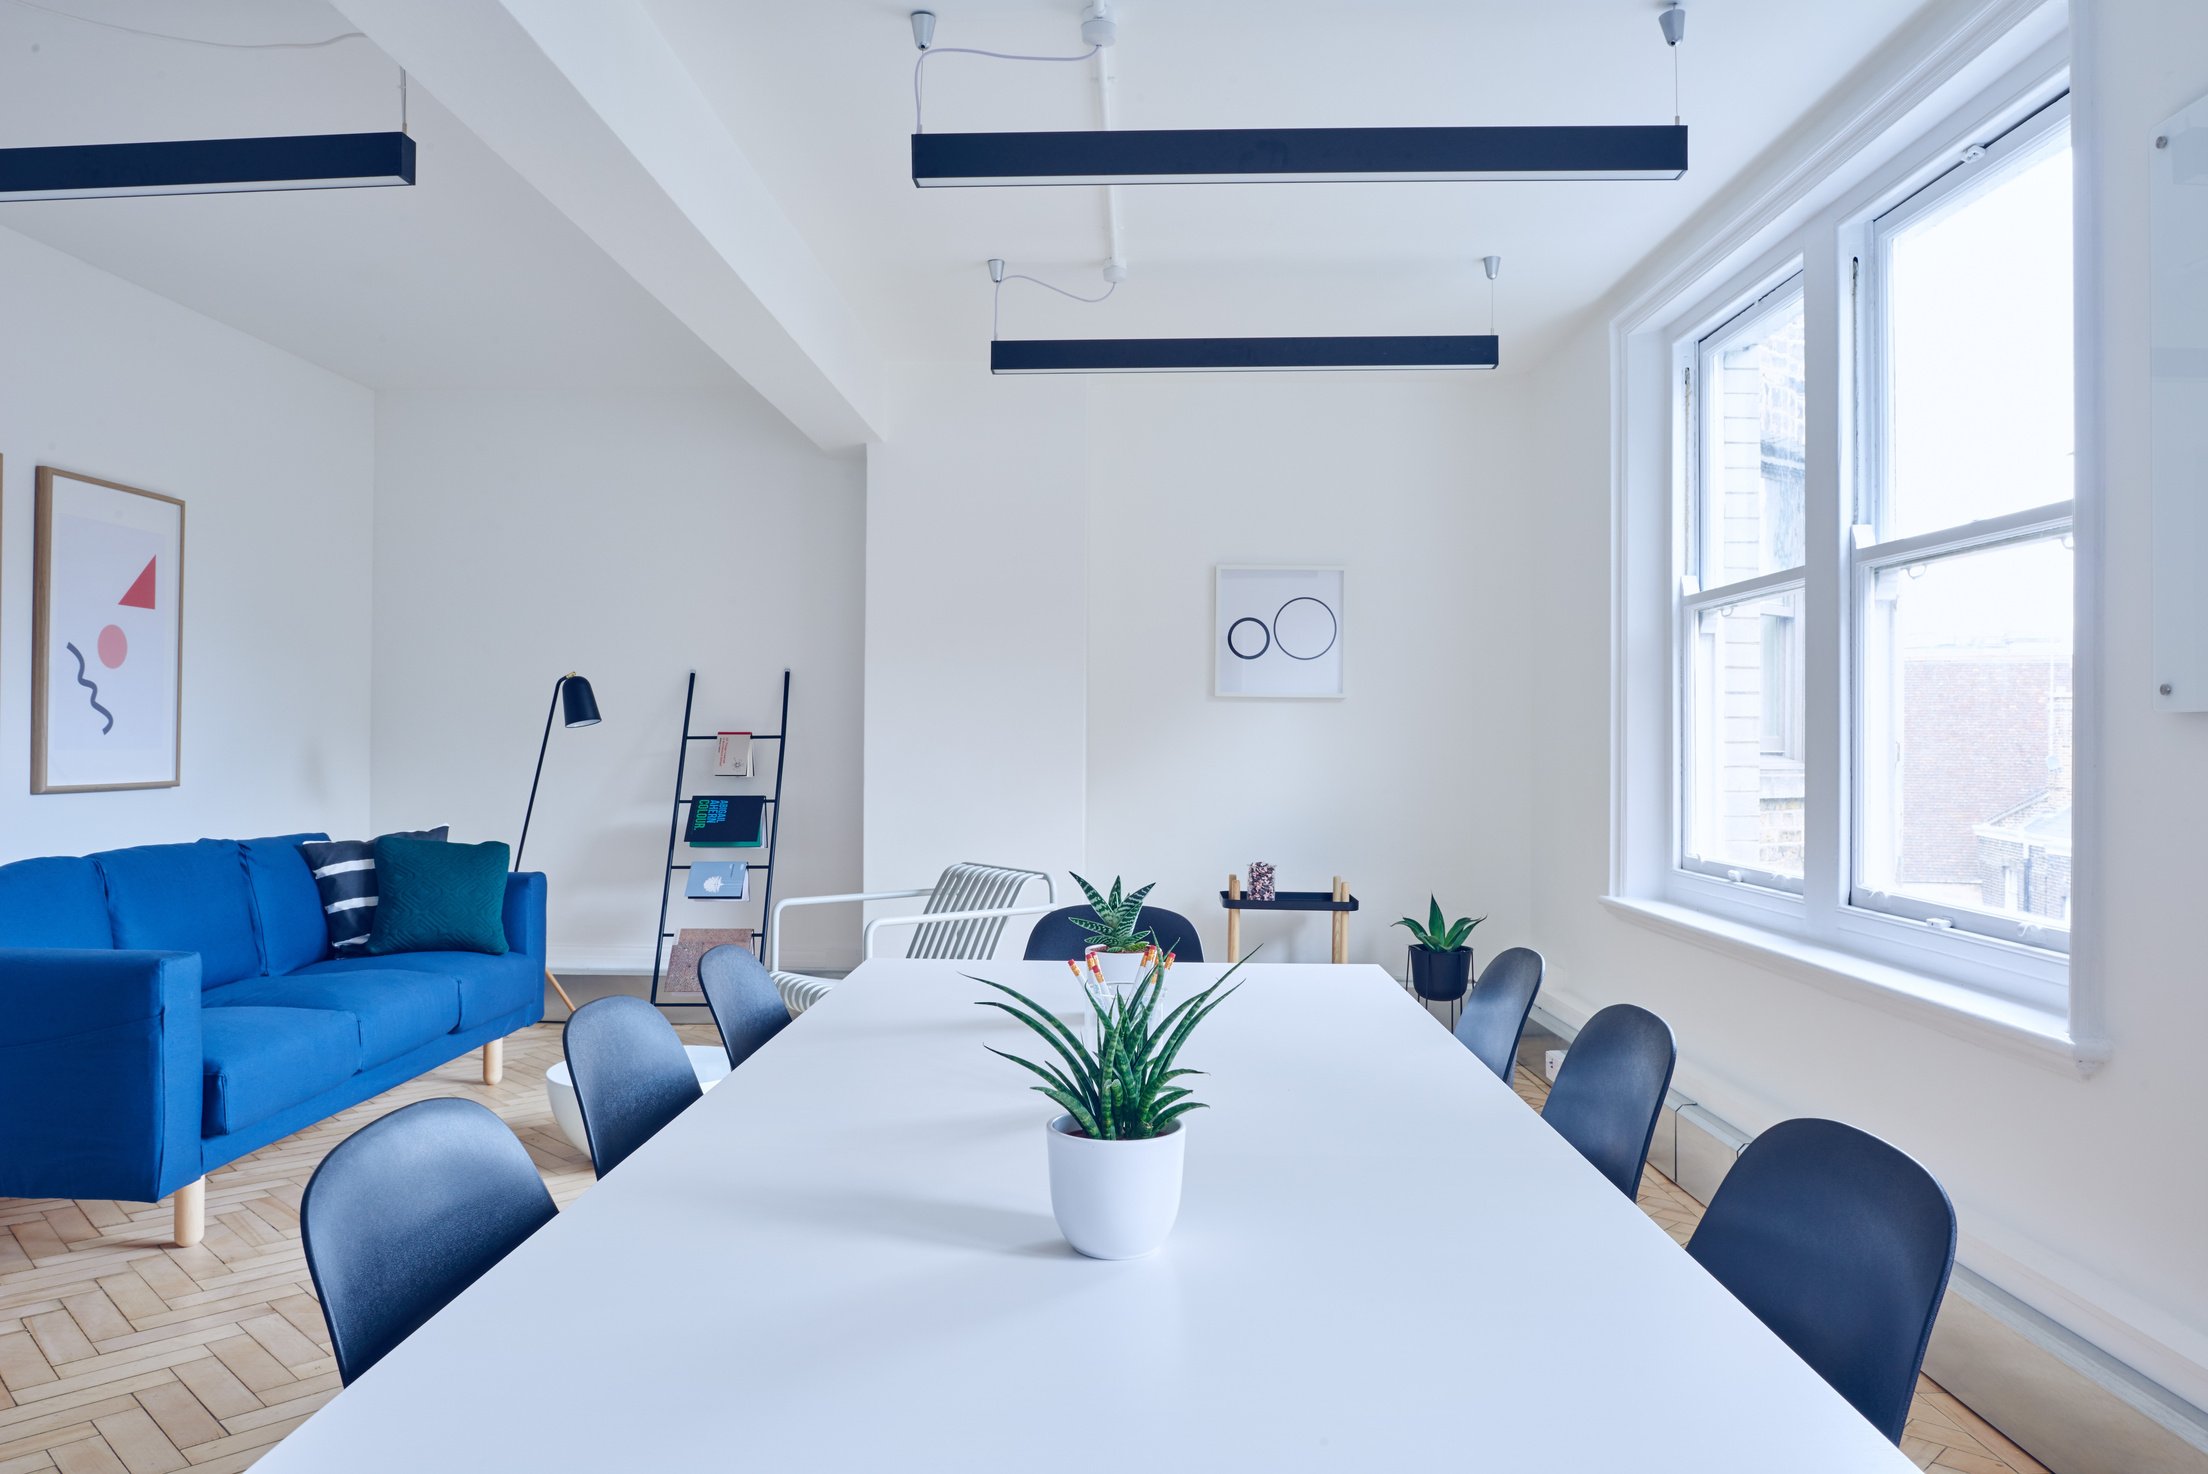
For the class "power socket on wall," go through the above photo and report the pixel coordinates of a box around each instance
[1545,1048,1565,1082]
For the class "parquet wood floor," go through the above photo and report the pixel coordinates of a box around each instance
[0,1023,2050,1472]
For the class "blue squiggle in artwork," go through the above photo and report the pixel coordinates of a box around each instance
[64,642,114,735]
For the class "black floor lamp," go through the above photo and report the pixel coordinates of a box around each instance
[517,672,600,1015]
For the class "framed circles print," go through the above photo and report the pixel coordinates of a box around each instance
[1214,565,1345,699]
[32,467,185,793]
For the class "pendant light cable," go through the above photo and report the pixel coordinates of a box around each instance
[0,0,365,50]
[993,270,1118,340]
[915,44,1100,134]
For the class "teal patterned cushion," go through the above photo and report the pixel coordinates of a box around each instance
[363,837,510,957]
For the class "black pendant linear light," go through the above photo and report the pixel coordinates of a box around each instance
[990,334,1498,374]
[910,5,1690,189]
[919,125,1685,189]
[986,255,1505,376]
[0,133,415,202]
[0,12,415,203]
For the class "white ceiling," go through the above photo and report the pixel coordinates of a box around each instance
[0,0,732,390]
[645,0,1937,370]
[0,0,1940,396]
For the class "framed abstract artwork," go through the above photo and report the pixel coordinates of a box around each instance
[1214,565,1345,699]
[32,467,185,793]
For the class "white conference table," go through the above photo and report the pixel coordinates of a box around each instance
[257,961,1915,1472]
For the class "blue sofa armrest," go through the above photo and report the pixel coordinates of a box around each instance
[504,871,547,963]
[0,948,203,1202]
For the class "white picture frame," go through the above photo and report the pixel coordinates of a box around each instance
[1214,565,1345,700]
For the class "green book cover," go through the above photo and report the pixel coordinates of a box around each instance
[688,795,764,847]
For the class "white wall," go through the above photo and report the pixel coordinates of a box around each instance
[1084,374,1536,965]
[370,387,865,973]
[0,227,374,862]
[863,368,1538,968]
[863,370,1090,925]
[1524,0,2208,1409]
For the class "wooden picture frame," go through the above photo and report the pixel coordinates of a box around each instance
[32,467,185,793]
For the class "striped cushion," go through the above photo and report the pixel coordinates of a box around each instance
[297,828,448,953]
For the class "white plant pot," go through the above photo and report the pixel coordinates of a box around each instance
[1086,946,1150,986]
[1044,1114,1186,1260]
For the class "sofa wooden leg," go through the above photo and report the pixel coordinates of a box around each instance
[483,1037,504,1086]
[172,1177,204,1248]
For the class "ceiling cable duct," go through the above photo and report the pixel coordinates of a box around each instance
[1088,2,1127,284]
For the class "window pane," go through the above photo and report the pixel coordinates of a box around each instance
[1858,536,2073,929]
[1699,293,1806,582]
[1883,128,2073,536]
[1686,589,1805,879]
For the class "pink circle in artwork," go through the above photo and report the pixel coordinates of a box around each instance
[97,624,127,668]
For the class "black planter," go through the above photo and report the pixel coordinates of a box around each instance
[1407,945,1474,1001]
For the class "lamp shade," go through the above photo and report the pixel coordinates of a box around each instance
[560,676,602,728]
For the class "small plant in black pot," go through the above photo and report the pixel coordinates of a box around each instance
[1394,897,1485,1002]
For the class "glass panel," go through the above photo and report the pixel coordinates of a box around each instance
[1699,292,1807,583]
[1883,127,2073,537]
[1685,588,1806,879]
[1857,535,2073,929]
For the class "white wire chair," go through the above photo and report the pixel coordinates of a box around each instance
[769,862,1056,1016]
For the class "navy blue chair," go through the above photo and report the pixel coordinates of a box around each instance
[1451,946,1543,1081]
[1541,1004,1676,1198]
[1686,1118,1957,1444]
[563,995,702,1176]
[699,943,790,1070]
[300,1098,555,1385]
[1023,905,1205,962]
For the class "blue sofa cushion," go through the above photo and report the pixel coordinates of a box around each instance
[0,856,112,949]
[242,834,331,976]
[208,972,459,1070]
[292,951,539,1031]
[95,840,260,988]
[201,1006,361,1137]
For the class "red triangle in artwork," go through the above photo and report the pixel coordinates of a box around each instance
[118,557,157,610]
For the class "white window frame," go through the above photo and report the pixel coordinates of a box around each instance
[1678,275,1809,894]
[1848,95,2075,957]
[1607,16,2098,1067]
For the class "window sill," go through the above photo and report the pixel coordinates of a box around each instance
[1598,896,2109,1077]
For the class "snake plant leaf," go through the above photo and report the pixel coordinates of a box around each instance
[972,979,1100,1075]
[1036,1085,1104,1139]
[1427,895,1446,939]
[986,1046,1091,1108]
[1072,872,1111,913]
[1151,1101,1209,1129]
[973,1000,1092,1082]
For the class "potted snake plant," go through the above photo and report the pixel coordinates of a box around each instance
[1068,872,1158,985]
[1395,896,1485,1002]
[974,952,1245,1259]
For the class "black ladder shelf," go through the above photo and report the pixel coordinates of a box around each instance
[648,668,791,1005]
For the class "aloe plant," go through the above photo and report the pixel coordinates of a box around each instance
[973,954,1247,1140]
[1394,896,1485,952]
[1068,872,1157,953]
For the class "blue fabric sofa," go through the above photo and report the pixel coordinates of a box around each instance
[0,834,545,1244]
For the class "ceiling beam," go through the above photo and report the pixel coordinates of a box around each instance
[332,0,884,449]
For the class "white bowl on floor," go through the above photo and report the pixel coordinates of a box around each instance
[545,1044,732,1154]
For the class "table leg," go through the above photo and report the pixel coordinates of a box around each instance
[1331,877,1348,964]
[1225,873,1242,964]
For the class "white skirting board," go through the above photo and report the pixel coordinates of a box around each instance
[1524,1003,2208,1474]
